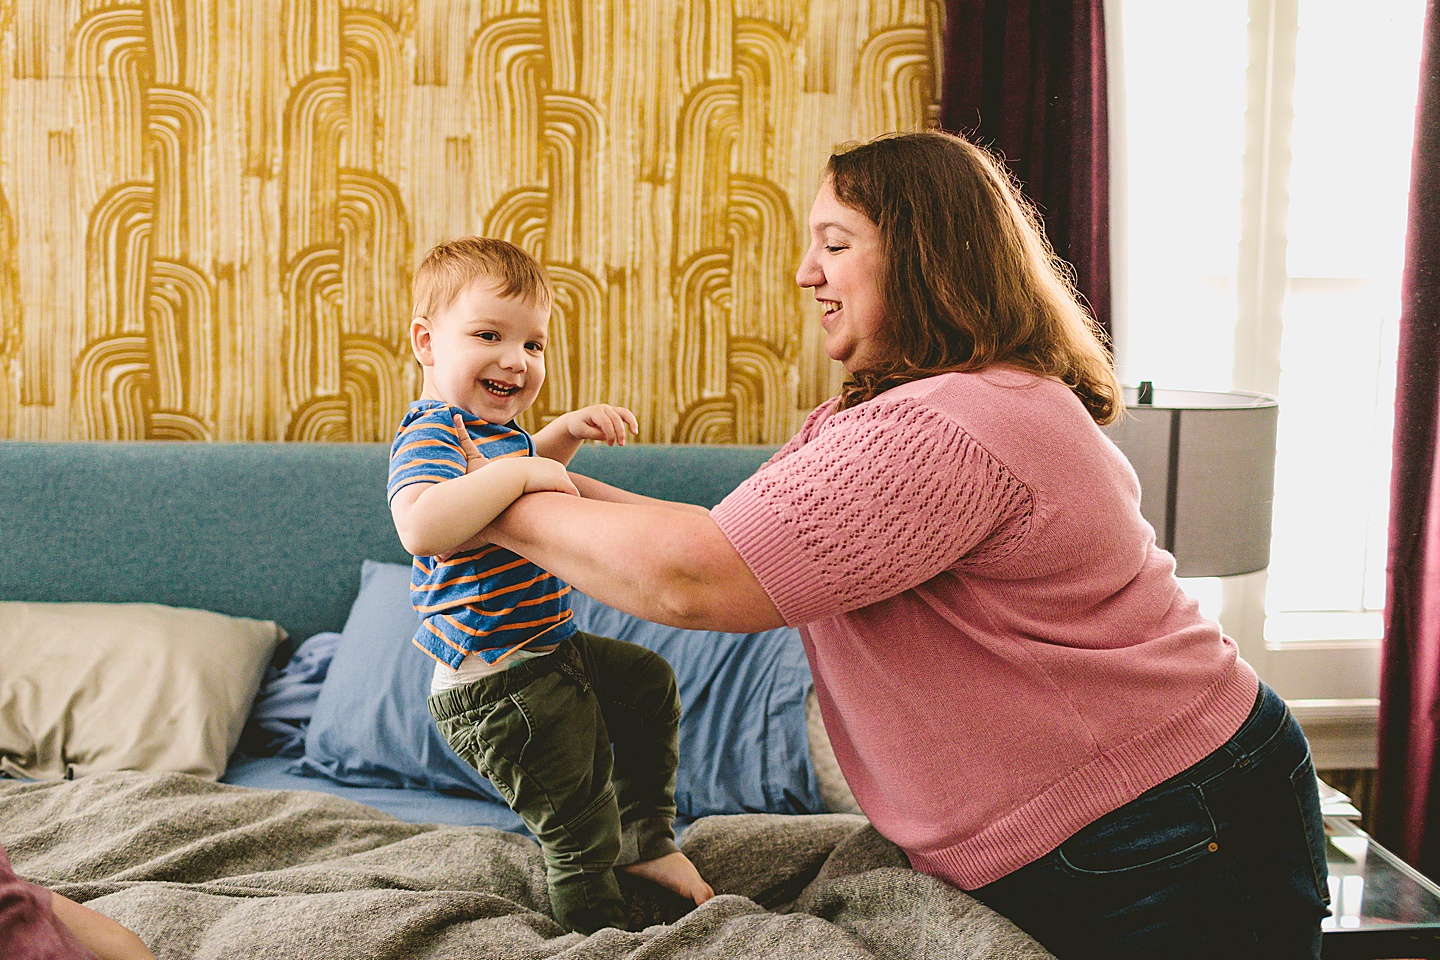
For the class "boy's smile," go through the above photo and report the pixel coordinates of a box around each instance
[411,279,549,423]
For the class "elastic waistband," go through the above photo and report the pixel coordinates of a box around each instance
[427,634,590,720]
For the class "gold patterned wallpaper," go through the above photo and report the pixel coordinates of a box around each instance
[0,0,940,444]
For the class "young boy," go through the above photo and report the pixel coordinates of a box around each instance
[387,237,713,934]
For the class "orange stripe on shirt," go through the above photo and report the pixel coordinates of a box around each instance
[435,545,502,568]
[488,617,571,665]
[397,418,456,436]
[409,557,532,593]
[426,619,474,655]
[416,569,557,606]
[465,571,561,601]
[389,456,466,478]
[462,584,572,619]
[390,473,453,488]
[411,570,560,614]
[396,418,484,441]
[413,636,451,665]
[439,608,572,639]
[435,418,522,446]
[393,436,463,457]
[425,614,570,657]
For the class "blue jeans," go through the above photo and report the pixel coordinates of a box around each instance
[973,682,1330,959]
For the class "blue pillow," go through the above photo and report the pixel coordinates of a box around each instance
[567,591,822,818]
[239,630,342,757]
[293,560,505,801]
[297,560,824,819]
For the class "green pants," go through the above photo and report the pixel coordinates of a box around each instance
[427,631,681,934]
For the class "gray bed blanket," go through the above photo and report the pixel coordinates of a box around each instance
[0,772,1052,959]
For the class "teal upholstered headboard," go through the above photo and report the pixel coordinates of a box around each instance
[0,441,777,644]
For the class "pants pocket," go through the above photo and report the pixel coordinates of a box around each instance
[1059,781,1219,876]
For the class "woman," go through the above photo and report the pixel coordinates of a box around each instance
[471,130,1330,958]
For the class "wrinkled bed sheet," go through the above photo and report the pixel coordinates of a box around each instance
[0,772,1051,960]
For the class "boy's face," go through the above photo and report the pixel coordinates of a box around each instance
[411,279,549,424]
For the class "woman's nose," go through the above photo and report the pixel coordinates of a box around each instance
[795,249,821,288]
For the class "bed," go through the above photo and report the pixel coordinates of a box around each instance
[0,439,1052,959]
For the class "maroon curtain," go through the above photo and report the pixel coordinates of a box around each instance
[1375,0,1440,877]
[939,0,1111,339]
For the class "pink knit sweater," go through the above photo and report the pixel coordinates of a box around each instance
[711,368,1259,890]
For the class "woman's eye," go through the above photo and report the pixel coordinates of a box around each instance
[824,244,846,254]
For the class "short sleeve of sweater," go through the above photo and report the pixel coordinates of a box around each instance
[764,398,840,466]
[711,397,1032,626]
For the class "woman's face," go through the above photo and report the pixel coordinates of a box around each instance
[796,179,889,373]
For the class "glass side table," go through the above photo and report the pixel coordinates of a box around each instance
[1322,816,1440,959]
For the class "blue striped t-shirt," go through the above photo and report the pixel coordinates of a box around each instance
[387,399,575,669]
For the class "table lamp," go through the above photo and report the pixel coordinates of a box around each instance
[1100,384,1280,578]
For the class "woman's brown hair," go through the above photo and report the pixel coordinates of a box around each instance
[826,131,1123,425]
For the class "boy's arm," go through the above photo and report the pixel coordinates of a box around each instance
[531,404,639,465]
[390,458,578,558]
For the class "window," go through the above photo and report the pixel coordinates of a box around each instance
[1109,0,1426,764]
[1272,2,1421,617]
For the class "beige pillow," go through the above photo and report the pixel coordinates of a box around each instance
[0,602,285,780]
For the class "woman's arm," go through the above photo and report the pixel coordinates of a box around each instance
[568,472,710,512]
[482,492,785,633]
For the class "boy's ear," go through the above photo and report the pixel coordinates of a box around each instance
[409,317,434,366]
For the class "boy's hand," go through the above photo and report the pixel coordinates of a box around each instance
[519,456,581,497]
[452,412,490,475]
[558,404,640,446]
[451,411,577,495]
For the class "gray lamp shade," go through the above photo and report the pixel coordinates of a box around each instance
[1100,387,1279,578]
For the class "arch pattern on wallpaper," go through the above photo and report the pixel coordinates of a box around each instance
[0,0,940,444]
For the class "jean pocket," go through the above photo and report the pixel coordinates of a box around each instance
[1290,752,1332,905]
[1059,782,1219,876]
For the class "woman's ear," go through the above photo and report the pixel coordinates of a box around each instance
[410,317,434,366]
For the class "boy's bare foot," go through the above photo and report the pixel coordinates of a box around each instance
[620,851,715,906]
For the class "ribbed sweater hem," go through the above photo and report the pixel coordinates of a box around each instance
[905,659,1260,890]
